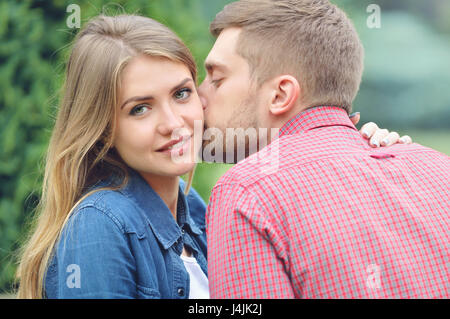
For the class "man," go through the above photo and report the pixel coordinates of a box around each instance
[198,0,449,298]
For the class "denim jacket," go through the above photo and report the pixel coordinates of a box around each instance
[44,169,207,299]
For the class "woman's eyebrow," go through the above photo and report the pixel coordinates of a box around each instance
[170,78,193,94]
[120,78,193,109]
[120,95,154,109]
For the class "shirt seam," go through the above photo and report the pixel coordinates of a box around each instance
[73,192,127,234]
[211,183,290,263]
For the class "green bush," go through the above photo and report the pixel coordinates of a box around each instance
[0,0,68,292]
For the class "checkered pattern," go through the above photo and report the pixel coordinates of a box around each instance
[206,106,450,298]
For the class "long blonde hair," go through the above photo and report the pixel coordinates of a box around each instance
[16,14,198,299]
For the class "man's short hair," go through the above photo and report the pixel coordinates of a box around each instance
[210,0,364,112]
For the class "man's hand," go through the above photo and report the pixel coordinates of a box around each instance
[350,112,412,148]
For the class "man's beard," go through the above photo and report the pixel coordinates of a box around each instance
[201,93,261,164]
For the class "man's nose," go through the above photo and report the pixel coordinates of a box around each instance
[197,82,207,111]
[200,96,207,111]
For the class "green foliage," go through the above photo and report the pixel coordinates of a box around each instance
[354,12,450,130]
[332,0,450,130]
[0,0,70,292]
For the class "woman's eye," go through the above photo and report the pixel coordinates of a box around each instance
[174,88,192,100]
[130,104,150,116]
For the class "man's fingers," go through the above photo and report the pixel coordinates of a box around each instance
[370,129,389,148]
[399,135,412,144]
[360,122,378,139]
[380,132,400,147]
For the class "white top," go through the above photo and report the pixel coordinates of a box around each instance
[180,254,210,299]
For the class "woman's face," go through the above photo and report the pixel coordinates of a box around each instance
[113,55,203,178]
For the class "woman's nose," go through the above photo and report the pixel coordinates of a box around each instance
[197,83,207,110]
[157,106,184,136]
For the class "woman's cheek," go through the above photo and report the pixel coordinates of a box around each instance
[117,120,155,157]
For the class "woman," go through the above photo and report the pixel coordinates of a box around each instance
[16,14,405,299]
[16,14,206,299]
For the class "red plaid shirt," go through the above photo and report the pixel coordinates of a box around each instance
[206,106,450,298]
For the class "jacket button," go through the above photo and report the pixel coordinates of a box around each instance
[177,288,185,297]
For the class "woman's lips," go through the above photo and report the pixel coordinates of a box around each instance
[157,135,191,157]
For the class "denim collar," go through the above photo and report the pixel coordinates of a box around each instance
[115,169,202,250]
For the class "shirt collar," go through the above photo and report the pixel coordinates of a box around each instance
[118,169,202,250]
[279,105,358,138]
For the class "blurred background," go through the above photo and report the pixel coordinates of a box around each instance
[0,0,449,296]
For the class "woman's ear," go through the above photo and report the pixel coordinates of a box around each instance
[268,75,300,116]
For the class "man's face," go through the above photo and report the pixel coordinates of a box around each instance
[198,27,261,162]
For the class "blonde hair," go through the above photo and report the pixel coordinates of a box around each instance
[16,14,198,299]
[210,0,364,112]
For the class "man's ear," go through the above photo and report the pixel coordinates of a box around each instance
[268,75,300,116]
